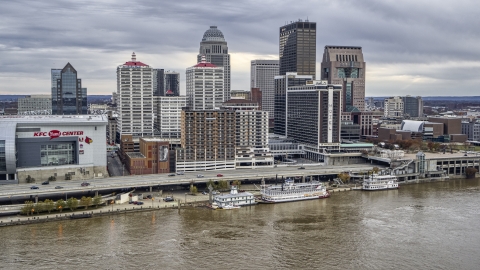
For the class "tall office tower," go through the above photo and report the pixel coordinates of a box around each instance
[156,96,187,138]
[51,63,87,115]
[250,60,279,119]
[116,52,154,137]
[197,26,231,101]
[186,56,224,110]
[287,80,341,147]
[402,95,423,118]
[153,69,164,96]
[164,71,180,96]
[321,46,366,112]
[384,96,404,118]
[279,20,316,78]
[274,72,313,136]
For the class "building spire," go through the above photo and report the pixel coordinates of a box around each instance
[132,52,136,62]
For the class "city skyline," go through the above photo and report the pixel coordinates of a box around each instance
[0,0,478,96]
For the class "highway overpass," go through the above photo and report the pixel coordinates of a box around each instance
[0,164,376,201]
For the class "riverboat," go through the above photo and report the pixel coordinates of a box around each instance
[362,174,399,191]
[259,178,330,203]
[213,185,256,209]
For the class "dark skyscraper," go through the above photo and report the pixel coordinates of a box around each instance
[279,20,316,78]
[153,69,164,96]
[274,73,313,136]
[51,63,87,115]
[164,71,180,96]
[153,69,180,96]
[321,46,366,112]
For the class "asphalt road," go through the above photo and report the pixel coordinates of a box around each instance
[0,163,378,199]
[107,154,127,177]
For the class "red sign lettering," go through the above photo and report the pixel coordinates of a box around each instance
[32,130,85,140]
[33,132,47,137]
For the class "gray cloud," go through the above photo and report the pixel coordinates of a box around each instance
[0,0,479,96]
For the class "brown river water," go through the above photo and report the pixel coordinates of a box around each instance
[1,179,480,270]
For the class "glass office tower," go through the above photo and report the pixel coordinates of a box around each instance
[51,63,87,115]
[279,20,316,78]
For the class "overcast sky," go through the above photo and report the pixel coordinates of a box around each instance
[0,0,479,97]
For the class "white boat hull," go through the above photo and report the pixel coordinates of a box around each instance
[362,174,399,191]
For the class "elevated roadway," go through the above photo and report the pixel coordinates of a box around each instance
[0,164,375,200]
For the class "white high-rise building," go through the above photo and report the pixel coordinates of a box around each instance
[384,96,404,118]
[197,26,230,101]
[250,59,279,120]
[116,52,154,137]
[156,96,187,138]
[186,56,224,110]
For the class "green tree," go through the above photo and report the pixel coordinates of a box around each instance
[337,172,351,183]
[217,180,228,191]
[67,197,79,211]
[48,176,56,182]
[21,201,35,216]
[232,180,242,189]
[64,173,72,180]
[372,167,380,174]
[26,175,35,183]
[34,201,45,214]
[190,185,198,195]
[56,199,67,212]
[80,196,92,209]
[92,195,103,208]
[44,199,55,213]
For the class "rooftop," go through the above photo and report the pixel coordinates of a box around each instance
[404,151,480,160]
[0,115,107,124]
[122,61,148,67]
[120,52,149,67]
[126,152,145,159]
[202,26,225,42]
[193,55,217,68]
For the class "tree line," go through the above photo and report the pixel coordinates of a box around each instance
[20,195,103,216]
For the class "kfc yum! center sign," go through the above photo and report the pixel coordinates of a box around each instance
[33,130,84,140]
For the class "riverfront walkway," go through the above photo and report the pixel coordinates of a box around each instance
[0,184,361,226]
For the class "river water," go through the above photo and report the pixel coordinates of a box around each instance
[1,179,480,270]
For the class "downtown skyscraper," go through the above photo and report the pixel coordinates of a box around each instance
[321,46,366,112]
[116,53,154,137]
[279,20,316,78]
[51,63,87,115]
[186,56,224,110]
[197,26,231,101]
[250,60,279,121]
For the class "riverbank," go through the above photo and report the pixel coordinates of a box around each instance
[0,197,213,227]
[0,177,468,227]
